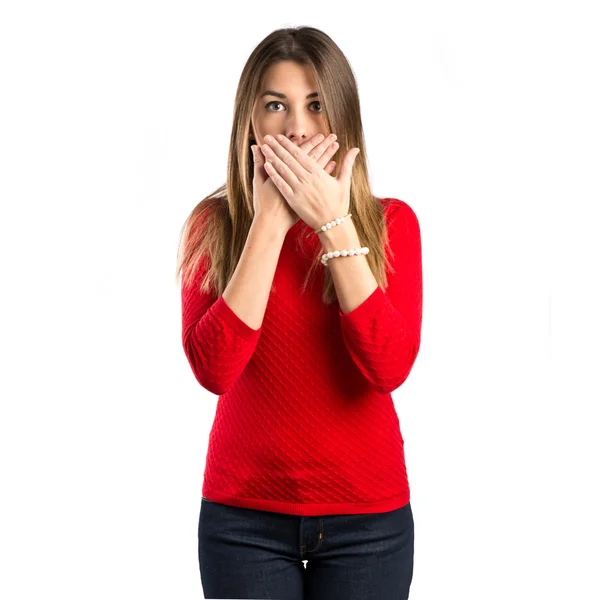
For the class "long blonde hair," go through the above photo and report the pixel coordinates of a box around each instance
[176,26,396,303]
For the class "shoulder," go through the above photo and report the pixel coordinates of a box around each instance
[379,197,420,230]
[188,195,228,237]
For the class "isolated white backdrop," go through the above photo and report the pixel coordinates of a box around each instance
[1,1,599,599]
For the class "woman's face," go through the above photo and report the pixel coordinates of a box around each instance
[250,61,331,148]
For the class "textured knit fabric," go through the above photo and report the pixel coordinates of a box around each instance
[181,197,422,516]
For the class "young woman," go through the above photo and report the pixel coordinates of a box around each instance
[176,26,423,600]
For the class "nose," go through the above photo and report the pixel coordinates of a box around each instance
[285,120,310,147]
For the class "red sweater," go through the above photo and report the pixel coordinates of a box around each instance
[181,197,422,516]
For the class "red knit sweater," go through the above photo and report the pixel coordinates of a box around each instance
[181,197,422,516]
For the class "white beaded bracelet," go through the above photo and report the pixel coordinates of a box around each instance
[306,212,353,238]
[321,246,370,267]
[307,211,370,267]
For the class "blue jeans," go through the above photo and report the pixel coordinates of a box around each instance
[198,497,414,599]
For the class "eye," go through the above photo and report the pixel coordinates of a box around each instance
[265,101,322,113]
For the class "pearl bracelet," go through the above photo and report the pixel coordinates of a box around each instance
[307,212,369,267]
[306,212,353,238]
[321,246,370,267]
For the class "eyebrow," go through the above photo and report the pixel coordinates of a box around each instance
[260,90,319,100]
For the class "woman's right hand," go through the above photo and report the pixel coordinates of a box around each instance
[251,133,339,234]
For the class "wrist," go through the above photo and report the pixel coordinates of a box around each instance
[251,214,288,242]
[318,219,361,253]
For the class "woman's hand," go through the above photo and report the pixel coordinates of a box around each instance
[260,134,361,232]
[252,134,339,233]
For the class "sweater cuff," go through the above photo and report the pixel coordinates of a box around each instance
[211,295,262,339]
[338,285,384,323]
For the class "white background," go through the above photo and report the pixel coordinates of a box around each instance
[1,1,599,598]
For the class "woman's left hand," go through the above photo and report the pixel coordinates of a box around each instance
[261,134,361,231]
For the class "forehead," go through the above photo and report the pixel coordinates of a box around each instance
[260,61,317,91]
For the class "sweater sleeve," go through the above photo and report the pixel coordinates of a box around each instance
[337,200,423,394]
[181,256,262,395]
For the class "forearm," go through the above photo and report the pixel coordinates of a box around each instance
[320,207,422,393]
[222,216,287,330]
[319,219,378,314]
